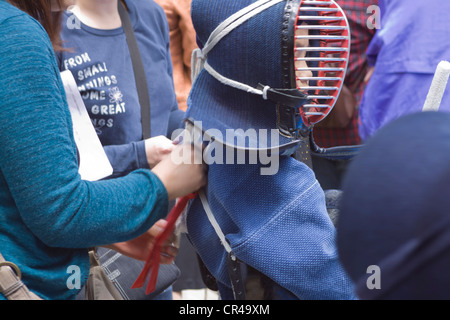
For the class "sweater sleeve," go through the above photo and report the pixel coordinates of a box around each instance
[0,15,168,248]
[103,140,150,178]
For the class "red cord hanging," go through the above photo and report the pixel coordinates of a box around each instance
[132,193,197,294]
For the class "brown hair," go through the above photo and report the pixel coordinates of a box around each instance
[7,0,64,51]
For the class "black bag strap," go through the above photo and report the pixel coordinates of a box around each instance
[118,1,151,139]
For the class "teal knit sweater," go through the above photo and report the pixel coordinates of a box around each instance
[0,1,168,300]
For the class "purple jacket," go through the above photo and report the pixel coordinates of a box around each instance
[359,0,450,140]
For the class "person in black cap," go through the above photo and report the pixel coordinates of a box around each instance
[337,111,450,300]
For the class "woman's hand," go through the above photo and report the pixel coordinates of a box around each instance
[144,135,175,168]
[102,219,178,263]
[152,143,207,201]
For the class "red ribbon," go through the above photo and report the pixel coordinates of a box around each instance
[132,193,197,294]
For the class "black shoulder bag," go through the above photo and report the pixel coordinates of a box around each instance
[118,1,151,139]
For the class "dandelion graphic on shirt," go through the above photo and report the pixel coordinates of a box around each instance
[92,87,124,134]
[89,87,124,135]
[109,86,123,104]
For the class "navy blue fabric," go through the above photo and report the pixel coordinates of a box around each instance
[338,111,450,299]
[186,0,294,150]
[184,0,356,300]
[187,154,356,299]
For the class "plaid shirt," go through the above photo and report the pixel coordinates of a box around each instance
[312,0,377,148]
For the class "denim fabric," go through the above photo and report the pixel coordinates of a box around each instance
[95,247,179,300]
[76,281,173,300]
[187,156,356,300]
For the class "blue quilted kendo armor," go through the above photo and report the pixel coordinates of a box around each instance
[183,0,357,300]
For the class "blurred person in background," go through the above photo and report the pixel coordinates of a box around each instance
[311,0,378,190]
[358,0,450,141]
[154,0,198,112]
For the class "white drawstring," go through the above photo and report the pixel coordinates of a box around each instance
[191,48,205,82]
[262,86,270,100]
[199,190,233,254]
[203,61,270,97]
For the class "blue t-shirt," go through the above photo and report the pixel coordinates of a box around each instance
[58,0,185,177]
[0,0,168,300]
[359,0,450,140]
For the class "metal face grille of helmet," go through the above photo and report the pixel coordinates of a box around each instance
[293,0,351,127]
